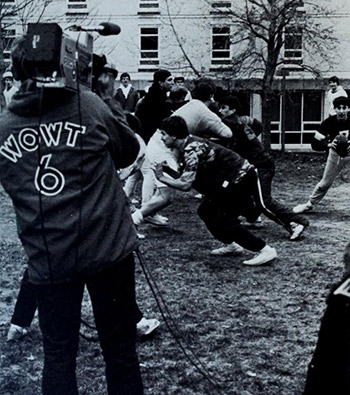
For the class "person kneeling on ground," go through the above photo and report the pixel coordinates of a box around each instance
[153,115,278,266]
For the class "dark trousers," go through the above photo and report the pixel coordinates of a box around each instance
[257,166,309,233]
[197,168,266,252]
[35,254,143,395]
[11,266,143,329]
[11,268,37,327]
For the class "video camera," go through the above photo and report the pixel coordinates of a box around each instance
[22,22,120,91]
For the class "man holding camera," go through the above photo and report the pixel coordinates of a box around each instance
[0,36,143,394]
[294,96,350,214]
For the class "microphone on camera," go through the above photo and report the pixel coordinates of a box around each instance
[71,22,121,36]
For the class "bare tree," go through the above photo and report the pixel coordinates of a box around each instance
[220,0,336,149]
[165,0,337,150]
[163,0,201,77]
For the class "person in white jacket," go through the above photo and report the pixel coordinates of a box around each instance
[327,75,347,117]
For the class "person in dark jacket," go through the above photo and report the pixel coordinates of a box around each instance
[304,241,350,395]
[0,36,143,394]
[135,69,173,143]
[293,96,350,214]
[7,64,160,344]
[114,72,140,113]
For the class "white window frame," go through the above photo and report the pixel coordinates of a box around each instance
[139,0,159,14]
[139,0,159,8]
[66,0,88,14]
[2,28,17,64]
[211,1,232,10]
[284,26,303,64]
[140,26,159,66]
[2,0,16,10]
[211,26,231,63]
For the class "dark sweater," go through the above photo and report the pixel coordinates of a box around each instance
[222,114,274,169]
[135,83,171,143]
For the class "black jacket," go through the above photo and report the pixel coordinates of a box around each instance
[0,81,139,284]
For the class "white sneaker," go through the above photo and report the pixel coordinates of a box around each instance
[144,214,168,226]
[241,216,264,228]
[153,214,169,222]
[293,201,313,214]
[243,245,277,266]
[7,324,29,342]
[132,209,144,226]
[210,242,244,256]
[290,222,306,241]
[137,317,160,337]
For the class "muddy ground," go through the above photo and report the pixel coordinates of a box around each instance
[0,151,349,394]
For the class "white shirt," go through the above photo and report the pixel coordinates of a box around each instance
[173,99,232,139]
[119,84,132,98]
[3,85,18,106]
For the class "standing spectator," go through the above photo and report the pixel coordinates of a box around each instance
[115,72,140,113]
[135,69,174,143]
[0,36,143,394]
[7,63,159,344]
[294,96,350,214]
[327,75,347,117]
[174,76,192,101]
[2,70,18,107]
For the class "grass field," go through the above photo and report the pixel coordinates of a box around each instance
[1,151,349,394]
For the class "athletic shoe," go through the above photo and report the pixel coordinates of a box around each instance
[153,214,169,222]
[210,242,244,256]
[137,232,146,240]
[7,324,29,342]
[137,317,160,338]
[241,216,264,229]
[290,222,307,241]
[144,214,168,226]
[243,245,277,266]
[132,209,144,226]
[293,201,313,214]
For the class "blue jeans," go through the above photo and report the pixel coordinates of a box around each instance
[35,254,143,395]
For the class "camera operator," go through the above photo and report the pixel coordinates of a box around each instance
[0,36,143,394]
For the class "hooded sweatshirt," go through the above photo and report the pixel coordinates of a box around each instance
[0,81,140,284]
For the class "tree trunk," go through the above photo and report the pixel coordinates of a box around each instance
[0,22,5,114]
[260,90,272,152]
